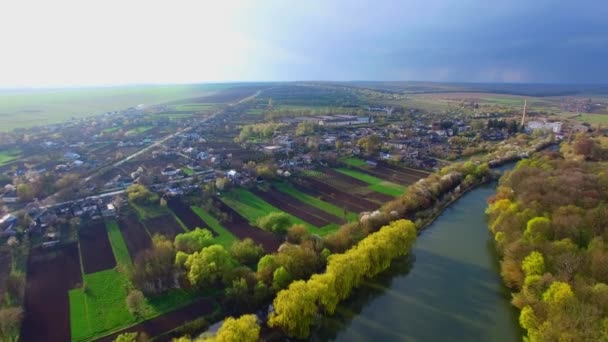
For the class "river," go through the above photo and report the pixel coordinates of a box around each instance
[312,169,521,341]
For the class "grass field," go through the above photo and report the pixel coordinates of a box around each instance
[190,206,237,248]
[335,168,406,197]
[340,156,367,167]
[0,148,21,165]
[0,84,232,131]
[130,202,168,221]
[245,108,263,115]
[125,125,153,135]
[69,269,134,341]
[182,168,194,176]
[173,103,218,112]
[221,188,337,235]
[273,182,358,221]
[105,221,132,268]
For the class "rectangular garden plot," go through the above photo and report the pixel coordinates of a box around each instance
[297,177,378,212]
[79,220,117,274]
[143,213,185,239]
[167,198,210,233]
[117,211,152,261]
[252,187,343,226]
[21,244,82,342]
[212,198,281,252]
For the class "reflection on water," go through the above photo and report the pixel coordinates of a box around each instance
[311,182,521,342]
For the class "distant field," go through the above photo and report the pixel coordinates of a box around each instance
[0,148,21,165]
[0,84,241,131]
[335,167,406,197]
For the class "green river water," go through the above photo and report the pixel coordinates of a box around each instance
[311,178,521,341]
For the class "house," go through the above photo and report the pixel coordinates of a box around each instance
[262,145,284,154]
[0,190,18,203]
[161,166,180,177]
[64,152,81,160]
[101,203,117,217]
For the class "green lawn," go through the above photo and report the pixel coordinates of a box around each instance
[105,221,132,268]
[69,269,134,341]
[340,156,367,167]
[273,182,358,221]
[130,202,168,221]
[182,168,194,176]
[126,125,153,135]
[221,188,336,235]
[190,207,237,248]
[335,168,406,197]
[0,148,21,165]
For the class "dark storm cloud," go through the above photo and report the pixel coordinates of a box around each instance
[244,0,608,83]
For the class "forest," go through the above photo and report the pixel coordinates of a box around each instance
[486,135,608,341]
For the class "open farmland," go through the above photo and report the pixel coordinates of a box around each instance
[221,188,336,235]
[21,244,82,342]
[142,213,185,239]
[212,199,281,252]
[105,221,132,267]
[78,220,117,274]
[96,297,216,342]
[334,168,406,197]
[341,157,429,185]
[302,169,394,203]
[295,177,378,212]
[167,198,209,233]
[117,211,152,261]
[0,84,233,131]
[251,187,343,227]
[190,206,238,248]
[273,182,359,221]
[0,148,21,165]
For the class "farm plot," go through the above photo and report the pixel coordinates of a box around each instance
[167,199,209,233]
[105,221,132,267]
[221,188,334,235]
[21,244,82,342]
[334,168,406,197]
[212,199,281,252]
[251,187,343,227]
[117,211,152,261]
[273,182,359,222]
[305,169,394,202]
[296,177,377,212]
[143,213,185,239]
[359,162,428,185]
[96,297,216,342]
[190,206,237,248]
[79,220,117,274]
[0,251,9,303]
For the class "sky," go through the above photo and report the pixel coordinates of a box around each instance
[0,0,606,87]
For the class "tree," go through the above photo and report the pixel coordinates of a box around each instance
[17,183,34,202]
[286,224,309,244]
[542,281,574,306]
[0,307,22,342]
[295,121,315,136]
[522,251,545,276]
[174,228,214,253]
[130,235,175,295]
[213,314,260,342]
[272,266,293,291]
[523,217,551,244]
[184,245,234,287]
[215,177,229,191]
[256,212,291,234]
[126,184,158,205]
[126,289,146,317]
[256,254,279,285]
[229,238,264,267]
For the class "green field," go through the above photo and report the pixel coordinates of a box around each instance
[69,269,134,341]
[0,84,232,131]
[245,108,263,115]
[273,182,358,221]
[105,221,132,268]
[130,202,168,221]
[173,103,218,112]
[340,156,367,167]
[182,168,194,176]
[221,188,337,235]
[190,206,238,248]
[0,148,21,165]
[335,168,406,197]
[125,125,153,135]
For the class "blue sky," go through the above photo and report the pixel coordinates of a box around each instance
[0,0,606,87]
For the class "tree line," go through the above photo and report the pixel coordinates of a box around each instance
[486,136,608,341]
